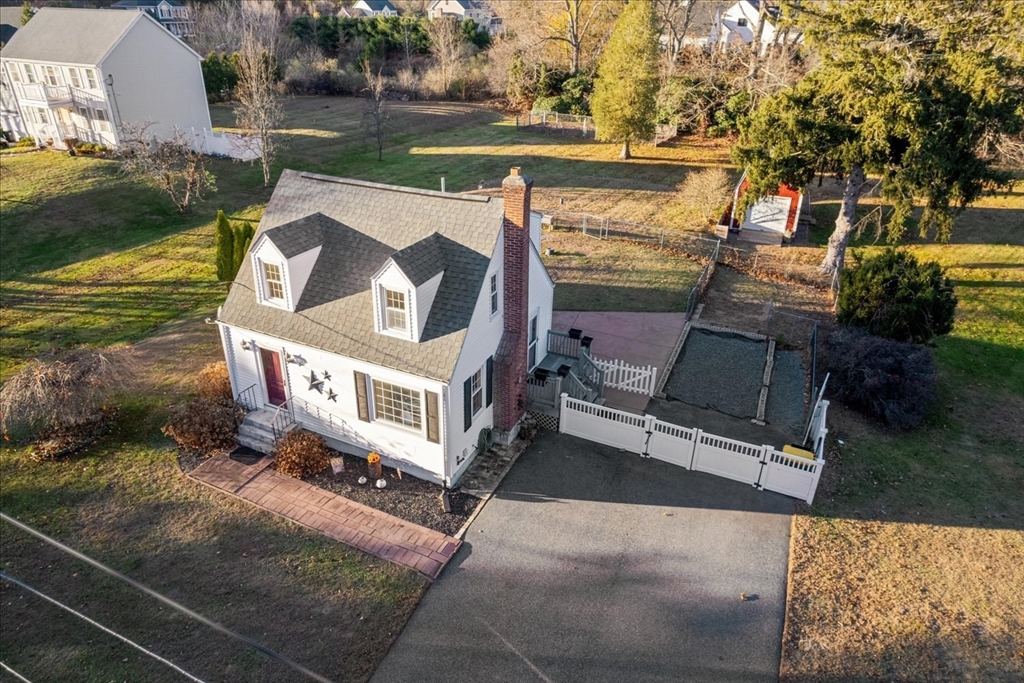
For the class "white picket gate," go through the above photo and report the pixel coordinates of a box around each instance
[558,394,828,504]
[591,357,658,396]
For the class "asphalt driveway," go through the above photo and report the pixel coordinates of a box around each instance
[372,430,794,683]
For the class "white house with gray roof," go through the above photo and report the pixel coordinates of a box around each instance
[0,7,210,150]
[218,168,557,487]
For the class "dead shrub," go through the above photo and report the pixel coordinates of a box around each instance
[196,361,232,400]
[0,348,133,441]
[676,167,733,226]
[162,397,243,451]
[272,429,329,478]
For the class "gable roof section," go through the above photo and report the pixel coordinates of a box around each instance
[357,0,397,11]
[389,233,446,286]
[219,170,505,383]
[1,8,144,65]
[263,213,327,258]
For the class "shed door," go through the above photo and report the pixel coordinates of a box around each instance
[260,348,287,406]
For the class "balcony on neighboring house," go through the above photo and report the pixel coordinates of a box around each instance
[14,82,103,109]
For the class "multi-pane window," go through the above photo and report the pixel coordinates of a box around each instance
[84,69,98,90]
[263,262,285,300]
[384,288,407,332]
[470,369,483,415]
[44,66,60,86]
[372,380,422,429]
[23,64,36,84]
[93,109,110,132]
[528,315,539,369]
[490,273,498,314]
[68,68,81,89]
[9,65,20,83]
[34,108,49,125]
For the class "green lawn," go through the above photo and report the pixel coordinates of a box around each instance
[781,182,1024,682]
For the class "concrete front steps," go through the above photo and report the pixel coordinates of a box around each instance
[236,408,295,454]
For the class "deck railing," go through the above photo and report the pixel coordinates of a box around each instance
[578,348,606,396]
[526,374,561,407]
[547,330,581,359]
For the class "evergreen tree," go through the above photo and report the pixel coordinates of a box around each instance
[734,0,1024,275]
[231,223,255,277]
[214,210,234,282]
[590,0,659,160]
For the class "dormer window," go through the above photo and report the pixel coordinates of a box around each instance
[263,263,285,300]
[384,288,408,332]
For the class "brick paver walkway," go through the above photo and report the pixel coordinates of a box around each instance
[190,453,461,580]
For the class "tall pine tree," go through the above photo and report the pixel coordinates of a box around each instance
[231,223,255,277]
[214,210,234,282]
[591,0,659,160]
[734,0,1024,275]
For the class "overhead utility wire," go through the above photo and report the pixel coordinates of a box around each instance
[0,572,207,683]
[0,512,334,683]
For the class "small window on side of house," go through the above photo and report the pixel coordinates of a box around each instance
[490,273,498,314]
[471,368,483,415]
[263,262,285,300]
[384,288,408,332]
[737,17,748,27]
[93,108,110,132]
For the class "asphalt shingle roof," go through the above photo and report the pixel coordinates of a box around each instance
[219,170,505,383]
[264,213,327,259]
[390,233,446,286]
[1,8,142,65]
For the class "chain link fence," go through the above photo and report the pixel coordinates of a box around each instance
[517,111,678,146]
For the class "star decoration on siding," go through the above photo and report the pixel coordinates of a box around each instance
[327,388,337,402]
[306,371,324,393]
[323,371,331,381]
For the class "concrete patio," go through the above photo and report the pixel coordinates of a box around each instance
[552,311,687,414]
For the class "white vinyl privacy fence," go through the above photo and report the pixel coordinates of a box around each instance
[559,395,828,504]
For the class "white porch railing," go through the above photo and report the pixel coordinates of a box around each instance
[558,394,829,504]
[591,356,657,396]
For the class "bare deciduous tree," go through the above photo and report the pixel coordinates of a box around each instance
[233,2,284,188]
[118,123,216,212]
[361,60,390,161]
[187,0,245,55]
[677,167,733,226]
[654,0,697,64]
[426,16,467,96]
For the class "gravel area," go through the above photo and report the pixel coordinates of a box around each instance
[765,349,807,439]
[306,452,476,537]
[665,327,767,419]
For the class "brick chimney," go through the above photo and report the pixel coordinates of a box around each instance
[495,167,532,436]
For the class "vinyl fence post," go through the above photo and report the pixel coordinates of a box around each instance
[558,392,569,433]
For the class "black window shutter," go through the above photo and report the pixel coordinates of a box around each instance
[425,390,440,443]
[354,371,369,422]
[485,356,493,407]
[463,377,472,432]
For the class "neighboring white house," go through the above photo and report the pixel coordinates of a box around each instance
[0,7,211,150]
[427,0,497,31]
[218,168,558,488]
[709,0,780,53]
[352,0,398,17]
[109,0,195,38]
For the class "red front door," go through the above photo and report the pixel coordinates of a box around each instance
[260,348,287,406]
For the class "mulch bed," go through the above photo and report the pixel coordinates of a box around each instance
[305,452,477,537]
